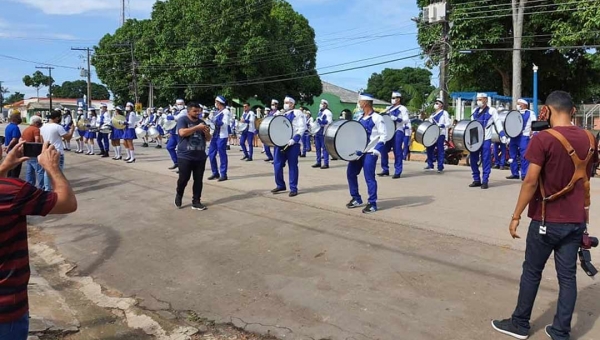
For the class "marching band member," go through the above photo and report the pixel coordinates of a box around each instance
[122,102,137,163]
[507,98,536,180]
[301,110,312,157]
[75,108,85,153]
[239,103,256,161]
[425,99,451,173]
[469,93,506,189]
[140,108,151,147]
[61,109,73,151]
[263,100,278,162]
[271,96,306,197]
[346,94,386,214]
[208,96,231,181]
[155,107,166,149]
[150,108,163,149]
[173,99,187,120]
[110,106,126,160]
[84,108,97,155]
[166,109,179,170]
[493,138,508,170]
[312,99,333,169]
[380,91,409,178]
[96,103,110,157]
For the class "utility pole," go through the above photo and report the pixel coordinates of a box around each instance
[0,81,4,119]
[36,66,55,112]
[512,0,527,107]
[439,20,449,108]
[114,42,138,104]
[71,47,92,112]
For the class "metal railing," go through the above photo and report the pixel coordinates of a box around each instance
[584,104,600,130]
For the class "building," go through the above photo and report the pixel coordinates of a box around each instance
[7,97,114,122]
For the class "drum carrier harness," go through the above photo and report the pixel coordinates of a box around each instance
[539,129,596,228]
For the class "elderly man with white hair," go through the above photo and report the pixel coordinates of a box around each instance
[469,93,506,189]
[506,98,537,181]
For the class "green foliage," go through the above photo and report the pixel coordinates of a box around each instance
[365,67,435,112]
[93,0,322,107]
[22,71,54,98]
[50,80,110,100]
[4,92,25,104]
[415,0,600,102]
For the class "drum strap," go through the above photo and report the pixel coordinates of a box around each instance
[539,129,595,226]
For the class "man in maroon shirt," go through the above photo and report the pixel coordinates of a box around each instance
[0,141,77,339]
[492,91,598,340]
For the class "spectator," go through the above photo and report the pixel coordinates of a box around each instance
[40,110,75,191]
[0,141,77,340]
[20,116,44,188]
[3,113,23,178]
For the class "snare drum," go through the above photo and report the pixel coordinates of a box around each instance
[452,120,484,152]
[135,126,147,139]
[237,122,248,133]
[99,124,112,134]
[309,120,321,135]
[415,122,440,147]
[380,114,396,142]
[324,120,368,162]
[258,115,293,147]
[497,110,524,138]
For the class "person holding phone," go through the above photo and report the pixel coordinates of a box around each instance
[0,140,77,340]
[40,109,75,191]
[20,116,44,188]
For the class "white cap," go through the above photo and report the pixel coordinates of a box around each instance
[126,102,134,107]
[215,95,226,104]
[100,103,108,107]
[320,99,329,105]
[476,93,488,98]
[517,98,528,105]
[392,91,401,98]
[284,96,295,104]
[358,93,375,101]
[175,99,185,105]
[265,107,271,111]
[271,99,279,104]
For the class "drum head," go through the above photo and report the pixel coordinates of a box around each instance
[327,120,367,161]
[422,124,440,147]
[465,121,484,152]
[503,110,524,138]
[381,114,395,142]
[269,116,293,147]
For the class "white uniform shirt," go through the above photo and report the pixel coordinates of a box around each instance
[521,109,536,137]
[99,111,111,127]
[389,105,409,131]
[287,109,307,140]
[41,123,68,155]
[241,110,256,133]
[428,109,451,136]
[471,106,503,141]
[174,109,188,121]
[319,108,333,130]
[362,112,387,146]
[127,112,137,128]
[213,109,231,139]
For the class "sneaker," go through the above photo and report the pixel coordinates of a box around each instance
[346,199,363,209]
[175,195,182,209]
[481,183,489,189]
[491,319,528,340]
[469,181,482,188]
[377,171,389,177]
[362,203,377,214]
[544,325,557,339]
[424,166,434,171]
[192,202,207,211]
[506,175,520,180]
[208,174,219,180]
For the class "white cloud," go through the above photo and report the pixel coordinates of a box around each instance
[10,0,156,15]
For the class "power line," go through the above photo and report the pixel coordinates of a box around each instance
[0,53,79,69]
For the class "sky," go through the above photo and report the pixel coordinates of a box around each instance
[0,0,429,101]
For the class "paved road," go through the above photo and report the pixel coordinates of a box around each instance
[3,125,599,340]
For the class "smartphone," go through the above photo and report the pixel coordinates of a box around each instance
[531,120,550,132]
[23,142,43,158]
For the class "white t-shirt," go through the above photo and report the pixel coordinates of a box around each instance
[41,122,68,154]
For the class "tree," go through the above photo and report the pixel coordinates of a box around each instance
[416,0,600,102]
[92,0,322,107]
[50,80,110,100]
[23,71,54,99]
[365,67,435,111]
[4,92,25,104]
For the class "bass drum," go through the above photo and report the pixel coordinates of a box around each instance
[324,120,368,162]
[415,121,440,147]
[380,114,396,142]
[147,126,160,138]
[258,115,293,147]
[135,126,147,139]
[497,110,524,138]
[309,120,321,135]
[452,120,484,152]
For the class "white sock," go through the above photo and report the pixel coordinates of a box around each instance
[113,146,118,156]
[116,146,121,157]
[79,141,84,151]
[89,144,93,153]
[130,150,135,160]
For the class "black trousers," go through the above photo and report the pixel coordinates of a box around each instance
[7,163,22,179]
[176,157,207,202]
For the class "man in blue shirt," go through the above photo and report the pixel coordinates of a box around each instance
[3,113,23,178]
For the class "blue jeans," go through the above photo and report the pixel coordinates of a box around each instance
[25,158,45,188]
[43,154,65,191]
[0,312,29,340]
[511,220,585,340]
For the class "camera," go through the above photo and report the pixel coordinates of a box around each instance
[23,142,43,158]
[579,231,598,277]
[531,120,550,132]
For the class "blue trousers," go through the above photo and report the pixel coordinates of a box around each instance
[43,154,64,192]
[426,134,445,171]
[302,133,310,155]
[209,138,228,177]
[240,131,254,159]
[347,151,379,207]
[381,130,405,175]
[315,133,329,166]
[494,142,507,167]
[0,312,28,340]
[97,132,109,152]
[510,135,531,178]
[403,132,410,160]
[511,221,585,340]
[264,146,273,160]
[25,158,44,189]
[274,144,300,192]
[167,134,179,165]
[470,139,492,183]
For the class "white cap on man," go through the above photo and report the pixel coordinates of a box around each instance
[100,103,108,108]
[359,93,375,101]
[517,98,528,106]
[392,91,401,98]
[476,93,488,98]
[175,99,185,105]
[321,99,329,106]
[284,96,295,104]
